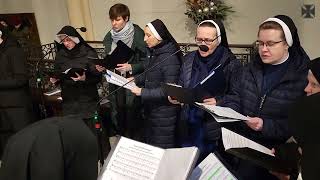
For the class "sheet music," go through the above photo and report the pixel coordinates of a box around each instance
[195,103,248,122]
[189,153,237,180]
[104,70,137,90]
[100,137,165,180]
[156,147,199,180]
[221,128,274,156]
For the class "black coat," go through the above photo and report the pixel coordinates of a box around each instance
[135,42,181,148]
[0,37,34,157]
[221,54,308,180]
[54,44,101,117]
[177,49,241,155]
[0,115,98,180]
[222,54,308,148]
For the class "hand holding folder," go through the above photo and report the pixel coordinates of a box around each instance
[195,103,248,122]
[94,40,134,69]
[48,68,86,80]
[162,64,225,104]
[221,128,300,174]
[63,68,86,78]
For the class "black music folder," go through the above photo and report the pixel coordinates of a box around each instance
[95,40,134,69]
[162,64,225,104]
[63,68,86,78]
[221,128,299,174]
[48,68,86,80]
[227,147,297,174]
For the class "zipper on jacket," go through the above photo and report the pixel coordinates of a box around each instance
[259,94,267,111]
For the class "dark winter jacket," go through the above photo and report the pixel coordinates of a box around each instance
[222,54,308,148]
[177,47,241,157]
[103,24,147,138]
[0,37,32,109]
[135,42,181,148]
[0,36,34,157]
[54,44,101,117]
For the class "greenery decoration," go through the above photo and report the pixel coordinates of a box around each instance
[185,0,234,24]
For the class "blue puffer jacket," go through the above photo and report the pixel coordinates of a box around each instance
[177,49,241,145]
[222,54,308,148]
[135,42,181,148]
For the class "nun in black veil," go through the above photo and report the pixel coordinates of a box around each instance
[168,19,241,162]
[130,19,182,148]
[50,26,101,119]
[270,57,320,180]
[221,15,310,179]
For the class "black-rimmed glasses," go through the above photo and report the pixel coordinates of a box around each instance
[256,40,284,49]
[195,35,220,45]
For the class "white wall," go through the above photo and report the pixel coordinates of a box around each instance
[224,0,303,44]
[300,0,320,59]
[1,0,318,58]
[31,0,70,44]
[91,0,302,44]
[0,0,33,13]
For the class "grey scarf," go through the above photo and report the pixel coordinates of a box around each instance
[110,21,134,53]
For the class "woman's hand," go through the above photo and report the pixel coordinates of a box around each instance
[131,86,142,96]
[50,77,59,84]
[71,72,86,81]
[245,117,263,131]
[116,63,132,73]
[168,96,182,105]
[127,77,134,82]
[203,97,217,105]
[95,65,106,72]
[270,171,290,180]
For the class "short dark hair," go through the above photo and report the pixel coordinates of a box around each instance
[258,21,285,40]
[109,3,130,21]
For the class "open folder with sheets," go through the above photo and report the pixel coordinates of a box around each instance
[221,128,297,174]
[103,69,137,90]
[98,137,199,180]
[195,103,248,122]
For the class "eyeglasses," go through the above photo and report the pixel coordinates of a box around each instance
[195,36,220,45]
[256,40,284,48]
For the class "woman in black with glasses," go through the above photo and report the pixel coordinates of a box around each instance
[222,15,310,180]
[168,19,241,161]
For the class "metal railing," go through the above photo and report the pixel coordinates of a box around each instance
[26,41,256,88]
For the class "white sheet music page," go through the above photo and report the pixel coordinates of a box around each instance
[189,153,237,180]
[104,70,137,90]
[195,103,248,121]
[221,128,274,156]
[101,137,165,180]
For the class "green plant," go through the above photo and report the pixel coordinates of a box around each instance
[185,0,234,24]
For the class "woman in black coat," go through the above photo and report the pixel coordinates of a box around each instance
[222,15,309,180]
[0,24,34,158]
[50,26,101,119]
[169,19,241,161]
[130,19,182,148]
